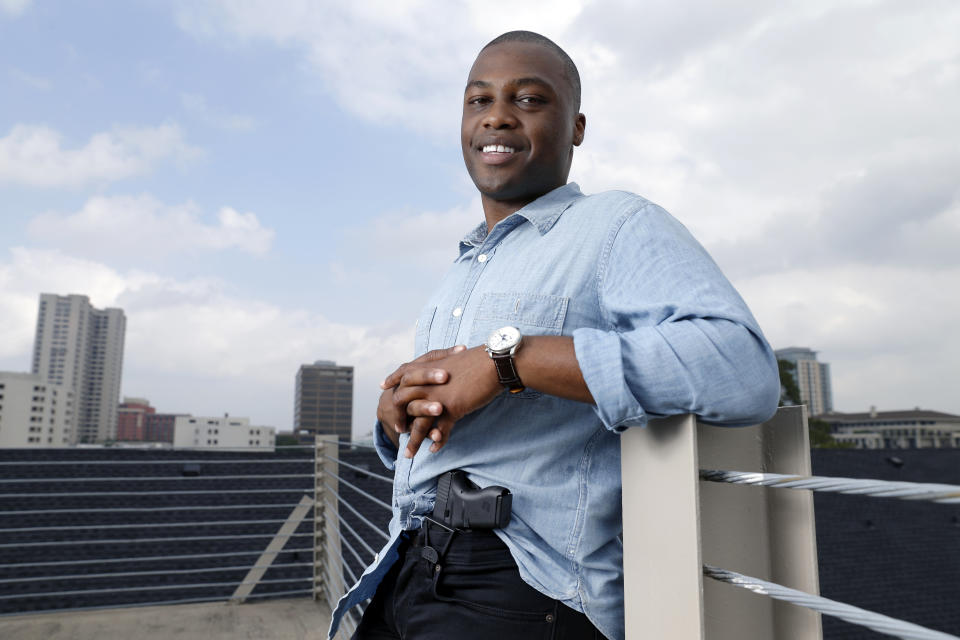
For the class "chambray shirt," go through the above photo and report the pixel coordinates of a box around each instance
[328,183,779,640]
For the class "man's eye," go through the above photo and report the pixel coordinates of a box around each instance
[517,96,545,105]
[467,96,491,105]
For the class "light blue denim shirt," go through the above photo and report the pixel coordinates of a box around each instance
[328,183,779,640]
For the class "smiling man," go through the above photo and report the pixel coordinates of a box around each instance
[328,31,779,640]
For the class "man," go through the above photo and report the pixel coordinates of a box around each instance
[329,31,779,640]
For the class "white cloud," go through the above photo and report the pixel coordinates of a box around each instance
[174,0,586,136]
[181,93,256,131]
[326,199,481,324]
[26,195,275,257]
[0,247,413,434]
[735,264,960,414]
[0,0,31,17]
[0,123,201,187]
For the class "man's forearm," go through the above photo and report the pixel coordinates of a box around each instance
[511,335,593,403]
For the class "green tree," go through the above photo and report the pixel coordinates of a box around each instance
[777,359,802,407]
[275,433,300,447]
[808,417,853,449]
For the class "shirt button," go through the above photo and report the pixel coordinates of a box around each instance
[452,307,463,317]
[477,254,488,263]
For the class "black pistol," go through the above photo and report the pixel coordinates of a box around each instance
[433,470,512,530]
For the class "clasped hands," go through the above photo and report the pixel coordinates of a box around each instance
[377,345,503,459]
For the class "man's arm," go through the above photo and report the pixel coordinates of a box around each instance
[386,202,779,458]
[383,335,592,458]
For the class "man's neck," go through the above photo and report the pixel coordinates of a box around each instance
[481,194,528,232]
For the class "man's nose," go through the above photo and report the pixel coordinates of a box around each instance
[482,101,517,129]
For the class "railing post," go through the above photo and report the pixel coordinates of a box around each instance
[621,407,822,640]
[697,405,822,640]
[315,434,344,613]
[621,413,705,639]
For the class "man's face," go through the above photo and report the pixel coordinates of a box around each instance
[461,41,585,206]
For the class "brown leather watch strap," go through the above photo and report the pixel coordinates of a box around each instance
[491,352,525,393]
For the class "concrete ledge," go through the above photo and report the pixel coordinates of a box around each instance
[0,597,332,640]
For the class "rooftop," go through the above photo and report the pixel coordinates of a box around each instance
[0,597,331,640]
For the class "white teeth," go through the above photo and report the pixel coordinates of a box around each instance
[482,144,515,153]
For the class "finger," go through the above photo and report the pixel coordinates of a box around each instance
[400,368,448,388]
[380,344,467,389]
[428,416,457,453]
[405,416,434,458]
[392,384,431,407]
[406,399,443,417]
[380,363,407,390]
[428,425,450,453]
[415,344,467,363]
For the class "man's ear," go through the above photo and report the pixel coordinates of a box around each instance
[573,113,586,147]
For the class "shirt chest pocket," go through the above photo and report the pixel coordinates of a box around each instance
[468,292,569,346]
[468,293,569,399]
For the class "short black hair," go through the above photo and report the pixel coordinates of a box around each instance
[481,31,581,113]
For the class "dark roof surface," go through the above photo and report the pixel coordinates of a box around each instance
[1,447,957,639]
[811,449,960,639]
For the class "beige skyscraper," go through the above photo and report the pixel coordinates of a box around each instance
[294,360,353,442]
[775,346,833,417]
[31,294,126,444]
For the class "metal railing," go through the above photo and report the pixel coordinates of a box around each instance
[313,436,394,639]
[621,406,960,640]
[0,446,316,616]
[3,420,959,639]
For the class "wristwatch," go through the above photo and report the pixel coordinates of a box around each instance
[485,326,525,393]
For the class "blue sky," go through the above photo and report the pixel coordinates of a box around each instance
[2,1,959,436]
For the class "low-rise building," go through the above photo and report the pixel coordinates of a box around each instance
[822,408,960,449]
[0,371,73,448]
[116,397,183,444]
[116,397,154,441]
[172,415,275,451]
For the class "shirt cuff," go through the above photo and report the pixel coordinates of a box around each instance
[573,327,648,431]
[373,421,399,471]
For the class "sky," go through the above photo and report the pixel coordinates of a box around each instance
[1,0,958,438]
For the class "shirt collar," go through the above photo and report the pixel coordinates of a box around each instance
[458,183,584,252]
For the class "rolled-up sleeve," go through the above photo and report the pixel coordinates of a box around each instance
[373,421,399,470]
[572,203,780,431]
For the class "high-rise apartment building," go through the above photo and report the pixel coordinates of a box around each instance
[0,372,73,448]
[294,360,353,442]
[32,294,126,444]
[775,346,833,417]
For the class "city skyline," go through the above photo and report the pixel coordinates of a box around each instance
[2,2,959,437]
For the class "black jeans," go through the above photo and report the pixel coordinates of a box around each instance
[352,527,606,640]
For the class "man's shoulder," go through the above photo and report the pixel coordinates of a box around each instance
[568,188,668,224]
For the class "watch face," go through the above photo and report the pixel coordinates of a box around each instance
[487,326,521,352]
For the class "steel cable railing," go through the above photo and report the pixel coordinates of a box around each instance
[0,562,313,585]
[704,565,958,640]
[701,467,960,639]
[2,502,311,516]
[700,469,960,503]
[318,452,393,484]
[312,440,396,634]
[0,548,315,571]
[0,447,315,616]
[323,482,390,544]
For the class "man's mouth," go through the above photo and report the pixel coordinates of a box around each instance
[479,144,518,165]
